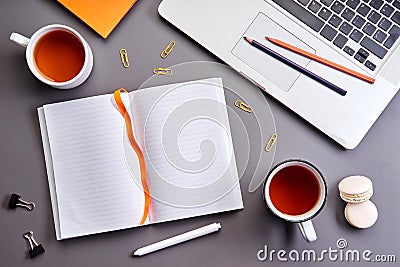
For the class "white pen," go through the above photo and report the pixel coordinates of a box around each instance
[132,222,222,256]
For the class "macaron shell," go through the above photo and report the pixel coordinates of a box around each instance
[338,175,373,196]
[344,201,378,229]
[340,189,373,203]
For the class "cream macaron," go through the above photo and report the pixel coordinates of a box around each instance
[344,200,378,229]
[338,175,373,203]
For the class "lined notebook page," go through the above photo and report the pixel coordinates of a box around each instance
[131,78,243,223]
[42,94,147,239]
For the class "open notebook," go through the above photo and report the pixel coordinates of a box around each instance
[38,78,243,240]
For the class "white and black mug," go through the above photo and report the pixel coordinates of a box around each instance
[263,159,327,242]
[10,24,93,89]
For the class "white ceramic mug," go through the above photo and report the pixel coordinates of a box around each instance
[10,24,93,89]
[263,159,327,242]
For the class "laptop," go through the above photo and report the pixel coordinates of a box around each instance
[158,0,400,149]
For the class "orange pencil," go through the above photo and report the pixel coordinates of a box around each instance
[265,36,375,84]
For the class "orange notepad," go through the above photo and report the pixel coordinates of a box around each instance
[57,0,138,38]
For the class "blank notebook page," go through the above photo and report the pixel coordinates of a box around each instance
[43,94,146,239]
[131,78,243,223]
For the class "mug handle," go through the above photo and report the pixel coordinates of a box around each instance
[10,33,30,47]
[297,220,317,242]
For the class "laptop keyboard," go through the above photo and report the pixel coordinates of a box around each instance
[271,0,400,72]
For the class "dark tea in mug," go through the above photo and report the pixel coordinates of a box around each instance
[269,164,320,216]
[33,30,85,82]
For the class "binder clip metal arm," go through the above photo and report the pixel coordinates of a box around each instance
[23,231,45,258]
[8,193,35,211]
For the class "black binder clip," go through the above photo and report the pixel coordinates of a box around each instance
[23,231,45,258]
[8,193,35,211]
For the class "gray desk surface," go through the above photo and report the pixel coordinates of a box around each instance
[1,1,399,266]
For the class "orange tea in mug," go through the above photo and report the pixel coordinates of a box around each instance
[33,30,85,82]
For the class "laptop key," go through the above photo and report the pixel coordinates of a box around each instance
[353,15,366,28]
[347,0,360,9]
[381,4,395,17]
[321,0,334,6]
[342,8,356,21]
[355,53,367,63]
[332,1,345,13]
[358,48,370,58]
[361,36,388,58]
[383,24,400,48]
[329,14,343,27]
[309,1,322,13]
[321,24,338,40]
[357,3,371,16]
[370,0,384,10]
[350,29,364,42]
[368,11,382,23]
[344,46,356,55]
[340,21,354,35]
[365,60,377,71]
[271,0,325,32]
[298,0,311,5]
[363,22,377,35]
[391,11,400,26]
[378,17,392,30]
[393,0,400,9]
[319,7,333,20]
[373,29,387,42]
[333,33,349,48]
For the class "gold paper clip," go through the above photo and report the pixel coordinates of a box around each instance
[119,48,129,68]
[265,134,278,152]
[153,67,172,76]
[160,41,175,58]
[234,100,253,113]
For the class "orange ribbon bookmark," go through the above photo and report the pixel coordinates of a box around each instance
[114,89,150,225]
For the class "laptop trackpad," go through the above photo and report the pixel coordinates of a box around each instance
[232,13,315,92]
